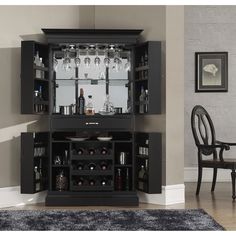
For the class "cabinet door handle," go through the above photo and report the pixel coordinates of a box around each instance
[85,122,99,125]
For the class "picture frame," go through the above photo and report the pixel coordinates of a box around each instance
[195,52,228,92]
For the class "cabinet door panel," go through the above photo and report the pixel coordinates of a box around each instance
[135,132,162,193]
[21,41,49,114]
[21,132,49,193]
[134,41,162,115]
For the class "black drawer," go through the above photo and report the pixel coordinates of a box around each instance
[50,115,133,130]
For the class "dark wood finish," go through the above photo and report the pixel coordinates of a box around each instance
[191,105,236,199]
[134,41,162,114]
[21,132,49,194]
[135,132,162,193]
[21,41,49,114]
[42,29,143,44]
[50,115,133,131]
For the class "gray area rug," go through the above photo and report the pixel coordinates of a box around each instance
[0,209,224,231]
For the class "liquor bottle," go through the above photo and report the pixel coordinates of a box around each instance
[34,51,41,78]
[100,161,108,170]
[78,88,85,115]
[139,86,145,114]
[125,168,130,191]
[88,148,95,155]
[85,95,95,115]
[38,86,43,112]
[40,58,45,79]
[115,168,123,191]
[89,179,95,186]
[144,90,149,113]
[88,162,96,171]
[34,166,40,181]
[144,51,148,66]
[143,159,149,181]
[101,147,108,155]
[138,165,145,179]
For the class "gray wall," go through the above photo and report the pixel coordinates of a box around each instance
[185,6,236,168]
[0,6,95,187]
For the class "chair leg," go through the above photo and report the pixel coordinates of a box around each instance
[211,168,217,192]
[231,169,236,200]
[196,166,202,195]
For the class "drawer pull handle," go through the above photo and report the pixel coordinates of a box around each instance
[85,122,99,125]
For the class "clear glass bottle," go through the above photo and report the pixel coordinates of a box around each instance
[85,95,95,115]
[138,165,145,179]
[144,89,148,113]
[139,86,145,114]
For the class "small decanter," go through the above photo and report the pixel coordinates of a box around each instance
[85,95,95,115]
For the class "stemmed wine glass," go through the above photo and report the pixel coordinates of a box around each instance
[53,52,58,72]
[74,48,81,68]
[124,54,131,72]
[94,47,101,67]
[104,48,110,68]
[62,48,71,71]
[113,49,122,72]
[84,47,91,68]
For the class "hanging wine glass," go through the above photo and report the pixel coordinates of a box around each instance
[104,48,110,68]
[84,47,91,68]
[113,49,122,72]
[124,54,131,72]
[74,48,81,68]
[53,53,58,72]
[94,47,101,67]
[62,48,71,71]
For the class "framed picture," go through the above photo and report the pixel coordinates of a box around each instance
[195,52,228,92]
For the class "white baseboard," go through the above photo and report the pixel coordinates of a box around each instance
[0,186,46,208]
[138,184,185,205]
[184,167,231,182]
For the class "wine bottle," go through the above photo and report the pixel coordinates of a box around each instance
[77,148,84,155]
[100,161,108,170]
[139,86,145,114]
[78,88,85,115]
[101,147,108,155]
[101,179,107,186]
[77,178,84,186]
[77,162,84,170]
[88,163,96,171]
[88,148,95,155]
[125,168,130,191]
[89,179,95,186]
[115,168,123,191]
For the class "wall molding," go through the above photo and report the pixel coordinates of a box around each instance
[0,186,46,208]
[184,167,231,182]
[138,184,185,205]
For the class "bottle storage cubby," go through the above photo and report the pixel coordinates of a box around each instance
[135,132,162,194]
[134,41,161,115]
[21,41,49,114]
[21,132,49,194]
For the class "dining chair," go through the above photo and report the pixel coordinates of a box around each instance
[191,105,236,199]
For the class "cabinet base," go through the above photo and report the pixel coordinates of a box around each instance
[45,192,139,206]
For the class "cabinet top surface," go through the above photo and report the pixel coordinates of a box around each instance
[41,29,143,36]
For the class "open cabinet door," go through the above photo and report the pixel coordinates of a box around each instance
[134,41,162,115]
[21,132,49,194]
[135,132,162,193]
[21,41,50,114]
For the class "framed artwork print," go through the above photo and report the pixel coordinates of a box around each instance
[195,52,228,92]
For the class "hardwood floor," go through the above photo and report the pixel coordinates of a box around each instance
[2,182,236,230]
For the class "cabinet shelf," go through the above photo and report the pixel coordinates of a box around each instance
[136,154,149,159]
[70,185,113,191]
[35,77,49,82]
[115,164,132,168]
[135,65,149,71]
[33,65,49,71]
[71,170,113,176]
[52,165,70,168]
[34,101,49,105]
[71,154,113,160]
